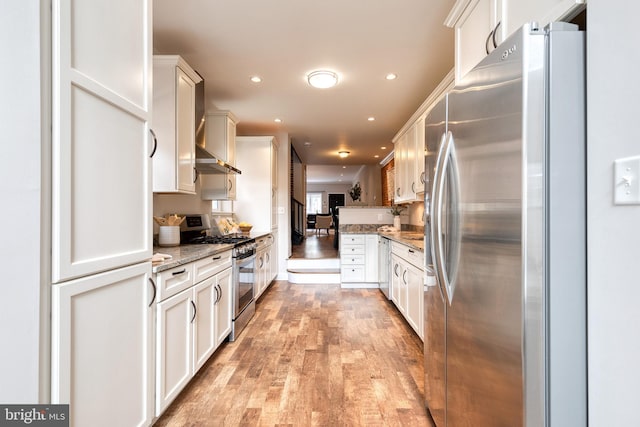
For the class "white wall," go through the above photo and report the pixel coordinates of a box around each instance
[587,2,640,425]
[353,164,383,205]
[0,0,48,402]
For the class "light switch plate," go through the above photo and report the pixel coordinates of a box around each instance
[614,155,640,205]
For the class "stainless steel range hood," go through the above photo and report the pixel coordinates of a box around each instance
[193,80,241,175]
[195,145,241,175]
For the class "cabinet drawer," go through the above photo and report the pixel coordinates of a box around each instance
[193,251,232,282]
[341,235,365,245]
[341,265,365,282]
[342,244,365,255]
[156,264,194,301]
[341,254,365,265]
[391,242,424,269]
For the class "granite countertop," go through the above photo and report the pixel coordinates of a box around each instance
[340,225,425,251]
[152,243,234,273]
[151,230,274,273]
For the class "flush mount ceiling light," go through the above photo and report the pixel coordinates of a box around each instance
[386,73,397,80]
[250,76,262,83]
[338,151,350,158]
[307,70,339,89]
[274,118,282,123]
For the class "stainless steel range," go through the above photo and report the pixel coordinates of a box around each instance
[179,214,257,341]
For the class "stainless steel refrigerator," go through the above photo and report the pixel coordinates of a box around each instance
[423,22,586,427]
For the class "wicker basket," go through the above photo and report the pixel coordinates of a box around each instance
[239,225,252,234]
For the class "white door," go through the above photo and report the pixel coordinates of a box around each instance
[51,262,153,427]
[192,277,216,373]
[51,0,152,283]
[215,267,233,346]
[156,287,193,415]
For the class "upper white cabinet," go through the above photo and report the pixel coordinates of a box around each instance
[235,136,279,232]
[201,111,238,200]
[51,0,152,282]
[446,0,585,84]
[152,55,202,194]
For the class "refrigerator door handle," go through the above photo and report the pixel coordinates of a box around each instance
[432,131,461,306]
[430,132,448,297]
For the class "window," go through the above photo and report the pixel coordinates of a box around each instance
[306,192,322,213]
[211,200,234,213]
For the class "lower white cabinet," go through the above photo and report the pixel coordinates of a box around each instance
[51,262,154,427]
[390,243,424,340]
[255,234,276,299]
[154,252,232,416]
[340,234,379,286]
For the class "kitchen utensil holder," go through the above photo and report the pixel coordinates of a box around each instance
[158,225,180,247]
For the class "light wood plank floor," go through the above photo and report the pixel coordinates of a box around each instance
[155,281,434,427]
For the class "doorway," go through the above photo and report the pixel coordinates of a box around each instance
[328,193,345,214]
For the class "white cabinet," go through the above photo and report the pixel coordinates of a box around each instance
[413,116,427,194]
[394,116,427,202]
[51,0,153,424]
[154,251,232,416]
[255,234,276,299]
[51,0,153,283]
[340,234,378,287]
[390,242,424,340]
[152,55,202,194]
[51,262,154,427]
[446,0,585,84]
[214,267,233,345]
[235,136,279,232]
[201,111,238,200]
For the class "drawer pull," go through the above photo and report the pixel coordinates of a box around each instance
[212,255,222,260]
[172,269,186,276]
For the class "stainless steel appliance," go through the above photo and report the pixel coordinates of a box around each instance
[424,23,586,426]
[179,214,256,341]
[378,236,391,299]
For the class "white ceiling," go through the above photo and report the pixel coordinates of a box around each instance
[153,0,455,184]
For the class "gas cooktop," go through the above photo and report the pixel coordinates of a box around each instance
[188,235,253,245]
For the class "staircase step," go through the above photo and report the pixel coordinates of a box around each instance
[287,268,341,275]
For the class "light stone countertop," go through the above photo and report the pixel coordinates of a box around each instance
[340,225,425,252]
[152,244,235,273]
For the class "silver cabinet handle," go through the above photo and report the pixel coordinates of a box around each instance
[403,270,407,284]
[212,255,221,260]
[190,300,197,323]
[228,178,233,191]
[214,285,220,304]
[172,269,186,276]
[193,167,198,183]
[420,171,426,184]
[485,29,493,55]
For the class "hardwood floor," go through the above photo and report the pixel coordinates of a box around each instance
[290,231,338,259]
[155,281,434,427]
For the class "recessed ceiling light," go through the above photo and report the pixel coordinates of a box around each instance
[307,70,339,89]
[250,76,262,83]
[303,141,312,146]
[374,155,380,158]
[338,151,350,158]
[386,73,397,80]
[274,118,282,123]
[342,166,346,169]
[368,117,375,121]
[381,146,387,149]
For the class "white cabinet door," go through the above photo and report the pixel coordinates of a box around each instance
[192,277,216,373]
[51,0,152,283]
[448,0,505,84]
[175,67,197,193]
[269,233,278,281]
[151,56,200,194]
[51,262,153,427]
[391,254,405,314]
[364,234,379,283]
[405,263,424,339]
[413,116,427,194]
[201,112,237,200]
[214,267,233,346]
[271,142,279,230]
[156,287,193,415]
